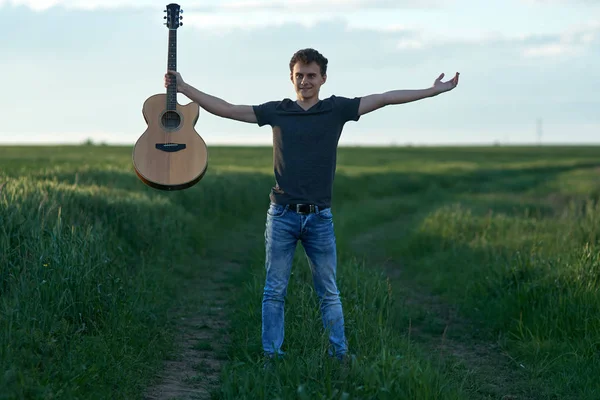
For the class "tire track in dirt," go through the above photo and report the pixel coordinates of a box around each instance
[350,218,536,400]
[143,266,235,400]
[143,220,261,400]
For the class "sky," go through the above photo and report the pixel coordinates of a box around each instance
[0,0,598,146]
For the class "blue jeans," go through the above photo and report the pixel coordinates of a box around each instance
[262,203,348,358]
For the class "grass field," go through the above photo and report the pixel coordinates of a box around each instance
[1,144,599,399]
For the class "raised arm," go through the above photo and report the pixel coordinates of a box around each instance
[165,71,257,124]
[358,72,460,116]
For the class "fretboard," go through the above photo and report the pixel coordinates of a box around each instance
[166,29,177,111]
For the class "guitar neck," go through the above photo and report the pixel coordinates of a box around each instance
[166,28,177,111]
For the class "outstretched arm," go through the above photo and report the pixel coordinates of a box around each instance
[166,71,257,123]
[358,72,460,116]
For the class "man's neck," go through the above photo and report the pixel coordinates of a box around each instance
[295,96,320,111]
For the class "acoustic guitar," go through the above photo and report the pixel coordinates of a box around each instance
[132,3,208,191]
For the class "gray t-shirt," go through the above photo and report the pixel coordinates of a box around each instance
[253,95,361,208]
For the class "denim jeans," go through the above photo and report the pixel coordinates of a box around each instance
[262,203,348,358]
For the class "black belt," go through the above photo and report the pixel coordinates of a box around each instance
[287,204,318,214]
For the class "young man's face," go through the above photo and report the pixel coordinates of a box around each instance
[290,61,326,101]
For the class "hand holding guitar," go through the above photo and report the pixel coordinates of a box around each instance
[165,70,186,92]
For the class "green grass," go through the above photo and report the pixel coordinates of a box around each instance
[0,145,270,399]
[1,144,599,399]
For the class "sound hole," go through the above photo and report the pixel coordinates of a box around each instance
[161,111,181,129]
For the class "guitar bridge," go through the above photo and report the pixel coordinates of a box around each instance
[156,143,186,153]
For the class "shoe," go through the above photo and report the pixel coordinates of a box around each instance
[336,353,357,366]
[262,352,284,370]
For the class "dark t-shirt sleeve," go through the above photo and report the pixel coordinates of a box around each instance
[333,95,361,123]
[252,101,279,127]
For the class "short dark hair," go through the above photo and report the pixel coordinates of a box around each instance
[289,48,328,76]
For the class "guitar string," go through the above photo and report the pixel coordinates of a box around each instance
[167,16,170,146]
[167,28,175,146]
[165,23,170,147]
[166,36,171,147]
[165,12,178,147]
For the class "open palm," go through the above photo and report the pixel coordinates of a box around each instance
[433,72,460,93]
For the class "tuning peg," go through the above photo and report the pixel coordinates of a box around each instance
[179,16,182,20]
[179,22,183,26]
[180,9,183,13]
[164,16,167,19]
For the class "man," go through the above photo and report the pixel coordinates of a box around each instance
[165,48,459,360]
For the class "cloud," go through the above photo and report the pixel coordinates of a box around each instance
[2,1,597,68]
[190,0,446,12]
[2,0,59,11]
[1,4,599,146]
[0,0,447,12]
[373,20,599,62]
[521,0,600,4]
[521,20,599,57]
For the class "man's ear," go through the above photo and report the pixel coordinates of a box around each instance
[322,74,327,84]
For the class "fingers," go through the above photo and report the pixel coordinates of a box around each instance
[444,72,460,88]
[435,71,459,92]
[164,70,179,88]
[436,72,460,82]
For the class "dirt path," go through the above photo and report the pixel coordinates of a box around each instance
[397,270,534,400]
[143,265,235,400]
[350,220,535,400]
[143,220,261,400]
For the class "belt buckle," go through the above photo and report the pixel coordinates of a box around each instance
[295,204,315,214]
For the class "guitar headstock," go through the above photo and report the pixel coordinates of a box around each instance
[164,3,183,29]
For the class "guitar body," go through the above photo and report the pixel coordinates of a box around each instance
[132,3,207,191]
[133,94,208,191]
